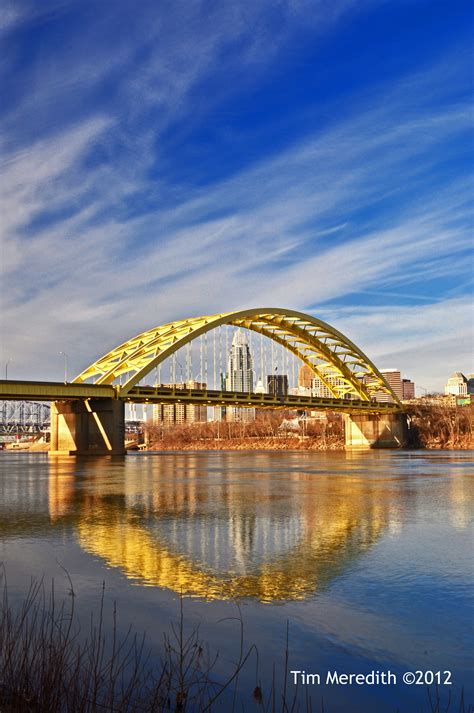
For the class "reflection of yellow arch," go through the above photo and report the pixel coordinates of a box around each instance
[76,512,385,602]
[50,457,389,602]
[74,308,399,403]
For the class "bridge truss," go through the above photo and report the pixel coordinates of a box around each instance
[74,307,400,407]
[0,308,402,416]
[0,400,50,435]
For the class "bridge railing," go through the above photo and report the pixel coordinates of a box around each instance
[126,386,399,412]
[0,381,400,413]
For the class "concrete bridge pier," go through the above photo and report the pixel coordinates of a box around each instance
[50,398,125,456]
[344,412,408,449]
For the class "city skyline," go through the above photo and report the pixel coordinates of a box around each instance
[0,1,472,391]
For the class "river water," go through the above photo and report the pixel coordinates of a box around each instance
[0,450,472,711]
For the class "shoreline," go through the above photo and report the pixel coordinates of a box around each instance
[5,439,473,453]
[141,438,473,451]
[5,404,473,453]
[142,437,345,451]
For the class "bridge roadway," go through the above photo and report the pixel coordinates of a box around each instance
[0,379,398,413]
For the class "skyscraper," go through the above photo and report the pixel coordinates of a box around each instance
[226,329,254,422]
[298,364,313,389]
[444,372,468,396]
[380,369,403,401]
[267,374,288,396]
[401,378,415,400]
[152,381,207,425]
[293,364,313,396]
[213,372,227,422]
[312,374,347,398]
[467,374,474,395]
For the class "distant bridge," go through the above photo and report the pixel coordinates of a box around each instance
[0,400,50,438]
[0,308,406,454]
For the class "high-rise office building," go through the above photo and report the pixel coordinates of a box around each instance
[380,369,403,401]
[267,374,288,397]
[226,329,255,422]
[226,330,254,392]
[467,374,474,395]
[402,378,415,400]
[213,372,227,422]
[298,364,313,389]
[444,372,468,396]
[312,374,347,399]
[152,381,207,425]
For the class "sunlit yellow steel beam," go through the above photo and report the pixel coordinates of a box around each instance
[73,307,400,405]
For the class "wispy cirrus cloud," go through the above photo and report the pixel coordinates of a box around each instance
[0,1,472,388]
[323,295,473,380]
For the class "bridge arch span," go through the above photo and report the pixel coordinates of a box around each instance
[74,308,399,404]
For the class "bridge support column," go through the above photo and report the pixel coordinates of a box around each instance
[344,412,408,449]
[50,399,125,456]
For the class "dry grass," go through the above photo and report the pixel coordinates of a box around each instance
[144,413,344,452]
[407,404,473,449]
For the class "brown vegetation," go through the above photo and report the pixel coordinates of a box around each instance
[406,404,473,449]
[0,575,468,712]
[143,406,474,452]
[0,574,252,713]
[144,411,345,451]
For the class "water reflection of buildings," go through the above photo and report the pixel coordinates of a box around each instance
[45,455,391,601]
[0,453,469,602]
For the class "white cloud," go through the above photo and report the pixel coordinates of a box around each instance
[322,298,474,391]
[0,6,472,388]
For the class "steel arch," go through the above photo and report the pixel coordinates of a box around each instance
[73,308,399,404]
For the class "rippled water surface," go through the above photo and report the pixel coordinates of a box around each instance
[0,450,473,711]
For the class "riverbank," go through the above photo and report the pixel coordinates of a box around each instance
[406,403,473,449]
[143,405,472,451]
[145,435,345,451]
[4,405,472,452]
[141,437,472,451]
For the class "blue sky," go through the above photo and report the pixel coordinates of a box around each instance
[0,0,472,390]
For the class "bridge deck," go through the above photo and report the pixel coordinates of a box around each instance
[0,380,116,400]
[0,380,399,413]
[127,386,398,412]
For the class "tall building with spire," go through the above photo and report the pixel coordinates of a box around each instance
[226,329,255,422]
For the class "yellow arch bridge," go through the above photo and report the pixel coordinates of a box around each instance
[0,307,407,453]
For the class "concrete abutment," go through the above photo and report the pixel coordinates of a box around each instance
[50,398,125,456]
[344,411,408,449]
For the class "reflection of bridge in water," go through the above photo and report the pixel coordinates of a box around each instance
[43,455,390,601]
[0,308,406,454]
[1,453,471,602]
